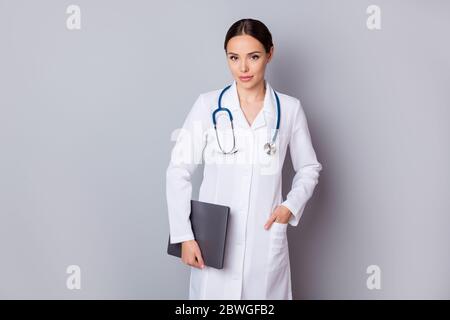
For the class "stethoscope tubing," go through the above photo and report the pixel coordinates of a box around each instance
[212,84,281,155]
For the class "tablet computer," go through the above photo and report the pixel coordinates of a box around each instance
[167,200,230,269]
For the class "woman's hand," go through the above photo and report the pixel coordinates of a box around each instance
[181,240,205,269]
[264,205,292,230]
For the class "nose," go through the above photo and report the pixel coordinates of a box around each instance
[239,59,248,73]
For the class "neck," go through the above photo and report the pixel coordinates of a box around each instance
[236,79,266,104]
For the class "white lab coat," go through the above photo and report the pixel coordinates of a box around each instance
[166,79,322,300]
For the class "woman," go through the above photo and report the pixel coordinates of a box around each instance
[166,18,322,300]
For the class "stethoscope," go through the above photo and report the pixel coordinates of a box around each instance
[212,84,281,155]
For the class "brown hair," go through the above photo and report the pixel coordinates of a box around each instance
[224,18,274,53]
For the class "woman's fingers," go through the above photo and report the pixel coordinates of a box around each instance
[264,206,292,229]
[264,214,277,230]
[195,249,205,269]
[182,240,205,269]
[192,241,205,269]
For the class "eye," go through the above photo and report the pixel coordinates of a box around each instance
[251,55,260,60]
[229,56,238,61]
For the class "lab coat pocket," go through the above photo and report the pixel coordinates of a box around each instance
[267,222,288,272]
[257,138,283,176]
[265,222,290,299]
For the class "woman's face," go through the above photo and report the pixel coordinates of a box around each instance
[226,34,273,90]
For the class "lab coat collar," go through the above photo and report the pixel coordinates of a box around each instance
[221,79,277,130]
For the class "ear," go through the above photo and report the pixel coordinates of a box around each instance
[267,46,274,63]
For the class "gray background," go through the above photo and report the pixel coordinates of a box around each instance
[1,0,449,299]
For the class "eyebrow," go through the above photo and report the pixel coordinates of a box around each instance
[227,51,263,55]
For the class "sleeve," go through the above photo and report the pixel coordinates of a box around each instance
[166,94,209,244]
[281,99,323,227]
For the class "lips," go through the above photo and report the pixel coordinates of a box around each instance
[239,76,253,81]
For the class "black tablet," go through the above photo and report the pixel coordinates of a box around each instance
[167,200,230,269]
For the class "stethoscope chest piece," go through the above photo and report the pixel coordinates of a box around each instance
[264,142,276,155]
